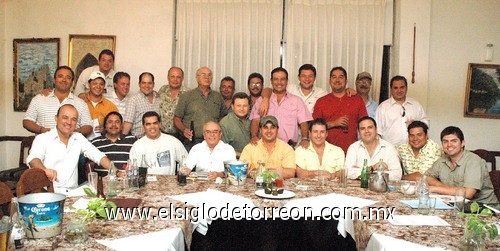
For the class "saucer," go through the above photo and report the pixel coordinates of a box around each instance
[255,189,295,199]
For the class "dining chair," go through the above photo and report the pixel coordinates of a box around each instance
[472,149,496,171]
[16,168,54,196]
[489,170,500,202]
[0,181,13,217]
[0,135,35,182]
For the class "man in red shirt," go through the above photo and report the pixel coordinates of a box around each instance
[313,66,368,153]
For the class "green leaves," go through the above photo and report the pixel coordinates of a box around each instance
[75,189,117,222]
[463,201,498,241]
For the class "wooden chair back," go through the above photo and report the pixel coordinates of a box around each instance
[473,149,496,171]
[0,181,13,217]
[489,170,500,202]
[16,168,54,196]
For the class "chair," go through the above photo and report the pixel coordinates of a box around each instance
[0,181,13,217]
[472,149,496,171]
[0,135,35,182]
[16,168,54,196]
[489,170,500,202]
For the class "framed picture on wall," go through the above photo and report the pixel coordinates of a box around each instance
[13,38,60,112]
[68,34,116,82]
[464,63,500,119]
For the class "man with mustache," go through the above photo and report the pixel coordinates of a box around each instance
[355,72,378,119]
[91,111,137,170]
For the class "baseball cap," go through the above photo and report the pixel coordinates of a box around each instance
[260,115,279,127]
[356,72,372,82]
[88,71,105,82]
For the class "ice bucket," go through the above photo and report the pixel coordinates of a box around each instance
[224,160,248,185]
[18,193,66,238]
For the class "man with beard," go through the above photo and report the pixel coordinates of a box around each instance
[247,72,264,109]
[345,116,402,181]
[91,111,137,170]
[355,72,378,119]
[129,111,187,175]
[313,66,368,153]
[240,115,295,179]
[219,76,236,117]
[426,126,499,209]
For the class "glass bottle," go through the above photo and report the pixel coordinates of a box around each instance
[360,159,369,188]
[255,161,265,188]
[190,121,195,141]
[9,197,25,249]
[107,161,117,197]
[178,155,187,186]
[419,174,430,199]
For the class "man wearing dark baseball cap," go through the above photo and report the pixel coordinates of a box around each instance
[355,72,377,119]
[240,115,296,179]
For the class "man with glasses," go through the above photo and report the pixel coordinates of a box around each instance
[355,72,378,119]
[247,72,264,108]
[376,75,429,145]
[174,67,225,151]
[181,121,236,181]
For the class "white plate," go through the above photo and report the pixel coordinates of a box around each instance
[254,189,296,199]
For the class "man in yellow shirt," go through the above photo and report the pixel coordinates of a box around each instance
[240,115,295,179]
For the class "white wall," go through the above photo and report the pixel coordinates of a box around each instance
[427,0,500,149]
[0,0,174,168]
[1,0,499,169]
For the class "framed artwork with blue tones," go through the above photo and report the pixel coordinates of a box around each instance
[464,63,500,119]
[13,38,60,112]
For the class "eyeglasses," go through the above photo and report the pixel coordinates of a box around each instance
[401,106,406,117]
[250,83,262,87]
[204,130,220,135]
[198,73,213,78]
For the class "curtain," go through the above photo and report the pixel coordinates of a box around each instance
[285,0,386,102]
[175,0,283,92]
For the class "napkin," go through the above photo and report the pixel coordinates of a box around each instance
[401,198,454,209]
[96,228,185,251]
[54,184,92,197]
[388,215,450,226]
[366,233,448,251]
[64,197,90,212]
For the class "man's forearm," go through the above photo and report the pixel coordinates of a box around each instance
[23,120,46,134]
[122,122,133,135]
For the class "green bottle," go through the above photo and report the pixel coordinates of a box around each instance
[360,159,369,188]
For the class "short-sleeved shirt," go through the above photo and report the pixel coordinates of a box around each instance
[376,97,429,146]
[345,138,402,181]
[295,141,345,173]
[397,139,442,175]
[250,92,312,143]
[26,129,106,189]
[220,111,251,153]
[129,133,188,175]
[240,139,295,171]
[85,97,118,125]
[313,93,368,153]
[104,91,128,115]
[174,88,225,139]
[287,84,328,113]
[185,140,236,175]
[24,91,92,130]
[123,91,161,138]
[91,134,137,170]
[74,65,115,96]
[158,84,189,134]
[425,150,499,206]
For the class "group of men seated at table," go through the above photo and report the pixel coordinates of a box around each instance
[21,55,499,210]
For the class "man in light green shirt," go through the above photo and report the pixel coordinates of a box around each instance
[397,121,442,181]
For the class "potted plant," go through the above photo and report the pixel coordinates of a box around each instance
[261,170,278,190]
[459,201,498,251]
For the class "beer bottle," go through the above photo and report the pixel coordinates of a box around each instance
[9,197,25,249]
[360,159,369,188]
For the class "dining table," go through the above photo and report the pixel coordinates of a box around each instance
[19,175,500,250]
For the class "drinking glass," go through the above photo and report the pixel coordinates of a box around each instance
[454,188,466,213]
[87,172,98,194]
[428,197,437,215]
[418,196,430,215]
[340,167,348,188]
[400,180,410,194]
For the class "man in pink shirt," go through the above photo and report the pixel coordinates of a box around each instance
[249,67,312,148]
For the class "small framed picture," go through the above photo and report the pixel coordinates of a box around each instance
[464,63,500,119]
